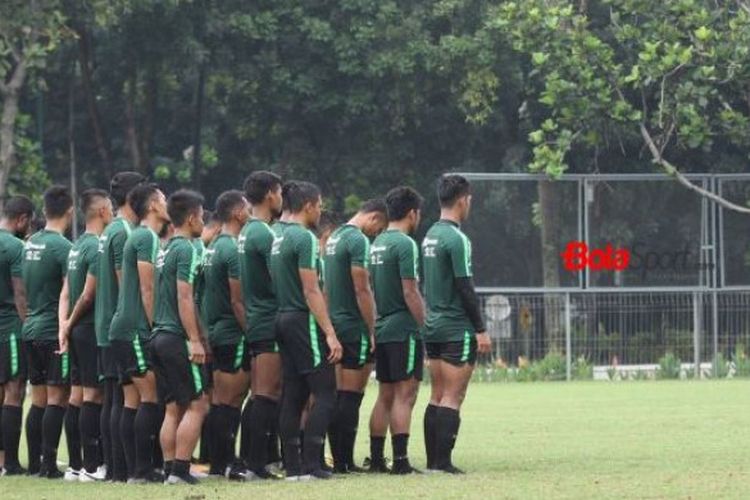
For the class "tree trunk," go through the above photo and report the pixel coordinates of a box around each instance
[192,62,206,190]
[76,24,113,178]
[538,179,564,353]
[124,65,143,172]
[140,65,158,178]
[0,62,27,209]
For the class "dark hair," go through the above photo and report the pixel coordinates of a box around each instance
[437,174,471,208]
[316,210,337,238]
[244,171,282,205]
[2,195,34,220]
[43,185,74,219]
[359,198,387,216]
[127,183,160,221]
[215,190,246,223]
[385,186,423,221]
[285,181,321,213]
[110,171,146,208]
[281,181,298,212]
[80,188,110,216]
[167,189,205,227]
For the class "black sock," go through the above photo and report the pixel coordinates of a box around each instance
[42,404,66,470]
[100,382,114,476]
[424,403,438,469]
[152,404,165,469]
[110,386,127,481]
[80,402,102,473]
[328,392,341,468]
[26,404,44,473]
[435,407,460,470]
[172,458,190,477]
[248,395,276,471]
[120,407,137,478]
[370,435,385,463]
[134,402,159,478]
[227,405,241,464]
[2,405,23,468]
[266,401,281,464]
[206,404,221,474]
[303,368,336,473]
[199,406,211,463]
[164,459,174,477]
[338,390,364,467]
[65,404,82,470]
[392,433,409,462]
[239,398,253,463]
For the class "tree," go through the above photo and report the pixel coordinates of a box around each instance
[0,0,66,207]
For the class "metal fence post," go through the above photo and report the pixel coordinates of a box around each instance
[693,291,701,378]
[565,292,571,381]
[712,291,719,378]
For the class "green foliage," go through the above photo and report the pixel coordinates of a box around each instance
[732,345,750,377]
[572,356,593,381]
[531,351,567,381]
[712,353,729,379]
[657,352,682,379]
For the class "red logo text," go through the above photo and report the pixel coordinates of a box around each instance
[561,242,631,272]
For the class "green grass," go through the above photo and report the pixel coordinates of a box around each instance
[3,380,749,499]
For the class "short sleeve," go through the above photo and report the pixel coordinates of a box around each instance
[177,241,200,284]
[136,231,159,264]
[296,230,317,270]
[349,232,369,269]
[112,230,128,270]
[398,236,419,280]
[449,231,472,278]
[85,240,100,277]
[226,245,240,279]
[9,240,23,277]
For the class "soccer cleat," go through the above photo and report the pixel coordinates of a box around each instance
[1,464,28,476]
[364,457,391,473]
[226,466,259,482]
[346,464,367,474]
[284,474,306,482]
[439,464,465,475]
[79,470,104,482]
[64,468,82,481]
[305,468,333,480]
[166,473,200,485]
[391,460,423,475]
[45,467,65,479]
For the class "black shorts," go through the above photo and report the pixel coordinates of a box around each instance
[376,337,423,383]
[340,336,374,370]
[27,339,70,386]
[151,333,208,406]
[70,324,100,388]
[97,345,118,381]
[249,339,280,357]
[0,333,26,384]
[276,311,330,376]
[211,342,251,373]
[111,337,151,385]
[425,335,478,366]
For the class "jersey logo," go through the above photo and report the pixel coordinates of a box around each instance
[325,235,341,256]
[271,235,283,255]
[422,237,438,258]
[237,234,246,254]
[370,245,387,265]
[24,241,45,261]
[156,248,168,268]
[98,235,108,253]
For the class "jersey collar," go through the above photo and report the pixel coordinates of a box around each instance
[438,219,460,228]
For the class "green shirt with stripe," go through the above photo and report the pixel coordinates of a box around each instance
[193,239,207,314]
[0,229,24,340]
[269,222,318,313]
[370,229,421,343]
[153,236,199,338]
[421,219,474,343]
[94,217,133,347]
[323,224,369,343]
[66,232,100,327]
[21,229,72,341]
[201,233,243,346]
[238,219,279,343]
[109,225,160,342]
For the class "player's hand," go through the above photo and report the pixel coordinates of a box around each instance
[189,339,206,364]
[57,322,70,354]
[326,334,343,364]
[369,331,376,354]
[476,332,491,354]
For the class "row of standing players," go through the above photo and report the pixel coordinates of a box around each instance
[0,171,491,483]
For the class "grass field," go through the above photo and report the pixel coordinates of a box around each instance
[2,380,749,499]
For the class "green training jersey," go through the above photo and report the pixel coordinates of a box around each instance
[153,235,200,338]
[421,220,475,342]
[21,229,72,341]
[95,217,133,347]
[370,229,420,343]
[238,219,278,343]
[193,239,206,324]
[66,232,100,327]
[201,233,242,346]
[0,229,24,340]
[109,225,160,342]
[270,222,318,313]
[323,224,369,342]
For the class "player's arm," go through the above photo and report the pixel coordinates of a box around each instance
[177,245,205,363]
[113,231,127,285]
[229,277,246,331]
[138,261,155,327]
[301,269,342,364]
[66,275,96,329]
[352,266,376,346]
[402,279,425,327]
[399,238,425,327]
[449,233,490,353]
[58,277,71,353]
[11,277,27,322]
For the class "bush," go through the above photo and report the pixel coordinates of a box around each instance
[572,356,593,380]
[713,353,729,378]
[657,352,682,379]
[733,345,750,377]
[532,351,566,381]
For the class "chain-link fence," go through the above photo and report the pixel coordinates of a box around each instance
[461,173,750,379]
